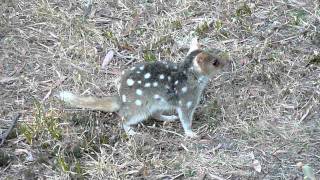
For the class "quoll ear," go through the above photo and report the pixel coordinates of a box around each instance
[196,52,209,65]
[187,37,200,55]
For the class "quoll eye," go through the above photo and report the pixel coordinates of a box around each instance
[212,59,220,66]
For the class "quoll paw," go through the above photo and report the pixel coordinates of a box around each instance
[185,131,198,138]
[126,129,137,136]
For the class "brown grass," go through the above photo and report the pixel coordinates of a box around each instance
[1,0,319,179]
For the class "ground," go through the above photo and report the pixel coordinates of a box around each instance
[0,0,320,179]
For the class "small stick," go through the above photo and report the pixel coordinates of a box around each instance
[146,125,184,137]
[208,173,226,180]
[172,173,184,179]
[0,113,21,146]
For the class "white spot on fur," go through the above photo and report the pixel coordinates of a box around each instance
[186,101,192,108]
[144,83,151,87]
[181,86,188,93]
[127,79,134,86]
[153,82,158,87]
[144,73,151,79]
[154,94,161,99]
[159,74,165,79]
[174,80,179,85]
[136,89,143,96]
[122,95,127,102]
[135,99,142,106]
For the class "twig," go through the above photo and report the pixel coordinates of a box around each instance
[208,173,226,180]
[0,162,12,174]
[180,143,189,152]
[116,52,140,66]
[0,113,21,146]
[172,173,184,179]
[299,104,313,123]
[146,125,184,137]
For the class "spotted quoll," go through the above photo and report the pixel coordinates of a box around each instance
[58,38,230,137]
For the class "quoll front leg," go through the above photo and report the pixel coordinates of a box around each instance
[176,107,198,138]
[152,112,179,122]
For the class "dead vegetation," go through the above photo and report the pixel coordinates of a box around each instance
[1,0,319,179]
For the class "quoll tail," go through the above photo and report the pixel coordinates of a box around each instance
[58,91,121,112]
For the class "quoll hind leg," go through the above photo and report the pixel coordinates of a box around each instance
[152,112,179,122]
[122,113,148,136]
[176,107,197,138]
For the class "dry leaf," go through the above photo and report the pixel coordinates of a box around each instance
[119,43,135,51]
[252,159,262,173]
[102,50,115,69]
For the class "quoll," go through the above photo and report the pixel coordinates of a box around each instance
[58,38,230,137]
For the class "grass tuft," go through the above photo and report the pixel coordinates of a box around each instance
[195,21,210,36]
[236,3,252,17]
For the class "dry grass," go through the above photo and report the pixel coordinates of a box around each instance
[1,0,319,179]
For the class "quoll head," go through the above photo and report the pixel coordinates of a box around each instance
[188,38,230,77]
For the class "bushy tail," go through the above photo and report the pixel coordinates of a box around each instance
[57,91,120,112]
